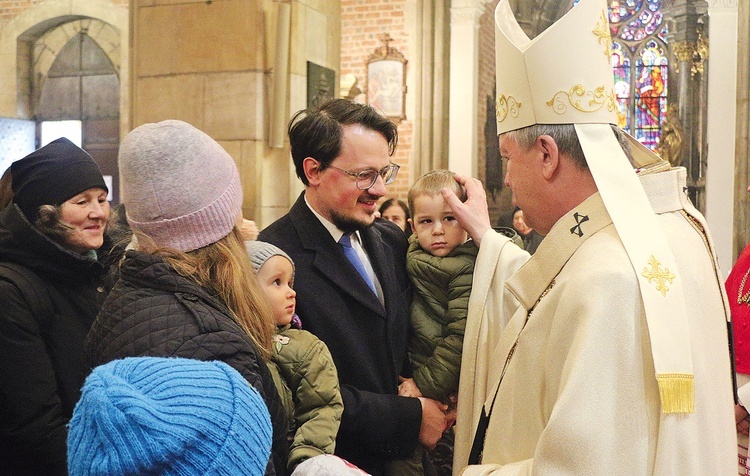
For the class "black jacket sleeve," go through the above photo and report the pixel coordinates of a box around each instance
[337,385,422,458]
[0,281,68,474]
[171,325,289,476]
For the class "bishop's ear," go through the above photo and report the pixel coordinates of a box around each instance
[537,135,560,180]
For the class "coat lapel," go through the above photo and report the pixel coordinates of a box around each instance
[361,224,399,319]
[289,196,386,317]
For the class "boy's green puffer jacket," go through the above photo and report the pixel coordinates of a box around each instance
[406,237,477,402]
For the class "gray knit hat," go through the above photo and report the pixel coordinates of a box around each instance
[118,120,242,252]
[245,240,294,277]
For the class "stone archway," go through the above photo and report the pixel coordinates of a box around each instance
[0,0,128,135]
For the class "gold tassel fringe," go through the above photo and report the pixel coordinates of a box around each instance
[657,373,694,414]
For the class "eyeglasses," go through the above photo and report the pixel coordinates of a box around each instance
[327,162,400,190]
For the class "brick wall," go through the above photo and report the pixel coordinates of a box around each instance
[340,0,412,205]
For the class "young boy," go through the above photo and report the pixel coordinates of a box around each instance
[246,241,344,474]
[391,170,478,474]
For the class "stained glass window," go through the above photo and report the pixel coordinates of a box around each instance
[573,0,668,151]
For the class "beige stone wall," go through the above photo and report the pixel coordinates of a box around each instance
[264,0,341,226]
[130,0,340,226]
[132,0,266,221]
[0,0,128,22]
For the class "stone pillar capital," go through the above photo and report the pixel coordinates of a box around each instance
[707,0,738,9]
[450,0,489,25]
[671,41,694,62]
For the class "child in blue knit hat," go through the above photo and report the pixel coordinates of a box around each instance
[67,357,272,476]
[246,241,349,474]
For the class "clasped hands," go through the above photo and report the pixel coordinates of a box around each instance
[398,376,456,450]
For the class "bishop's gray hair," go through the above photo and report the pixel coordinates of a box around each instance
[503,124,634,169]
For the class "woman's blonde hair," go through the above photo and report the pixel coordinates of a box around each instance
[0,168,13,209]
[137,227,275,359]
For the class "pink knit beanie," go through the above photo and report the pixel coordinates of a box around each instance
[118,120,242,252]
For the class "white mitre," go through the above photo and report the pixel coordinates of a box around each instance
[495,0,695,413]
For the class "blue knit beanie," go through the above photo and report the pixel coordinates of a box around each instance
[68,357,272,476]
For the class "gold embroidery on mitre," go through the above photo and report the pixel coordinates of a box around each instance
[496,94,522,122]
[593,9,612,57]
[546,85,616,115]
[642,255,676,297]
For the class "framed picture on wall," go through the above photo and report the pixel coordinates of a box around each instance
[366,34,407,122]
[307,62,336,109]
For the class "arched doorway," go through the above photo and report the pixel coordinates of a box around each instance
[0,0,127,202]
[33,19,121,203]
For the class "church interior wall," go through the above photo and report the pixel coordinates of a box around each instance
[128,0,340,226]
[0,0,128,123]
[0,0,748,260]
[131,0,266,221]
[0,0,128,198]
[269,0,341,226]
[340,0,411,204]
[479,0,509,226]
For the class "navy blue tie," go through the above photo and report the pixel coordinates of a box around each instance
[338,232,377,295]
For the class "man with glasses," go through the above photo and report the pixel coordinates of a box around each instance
[259,99,449,475]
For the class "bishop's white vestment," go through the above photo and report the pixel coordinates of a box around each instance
[455,167,736,475]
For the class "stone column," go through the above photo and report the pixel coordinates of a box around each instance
[448,0,489,177]
[661,1,706,208]
[705,0,739,274]
[735,0,750,259]
[269,0,291,149]
[408,0,450,177]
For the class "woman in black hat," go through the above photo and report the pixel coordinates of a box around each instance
[0,138,121,475]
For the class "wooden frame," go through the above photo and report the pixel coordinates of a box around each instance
[366,34,407,122]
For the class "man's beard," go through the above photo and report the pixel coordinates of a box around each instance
[331,208,374,233]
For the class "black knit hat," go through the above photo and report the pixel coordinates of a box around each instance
[11,138,108,221]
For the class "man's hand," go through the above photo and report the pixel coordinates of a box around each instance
[397,377,422,398]
[418,397,449,449]
[441,174,492,247]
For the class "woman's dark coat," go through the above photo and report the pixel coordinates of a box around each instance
[85,250,289,475]
[0,204,115,475]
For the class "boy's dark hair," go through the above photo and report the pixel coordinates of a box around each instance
[287,99,398,185]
